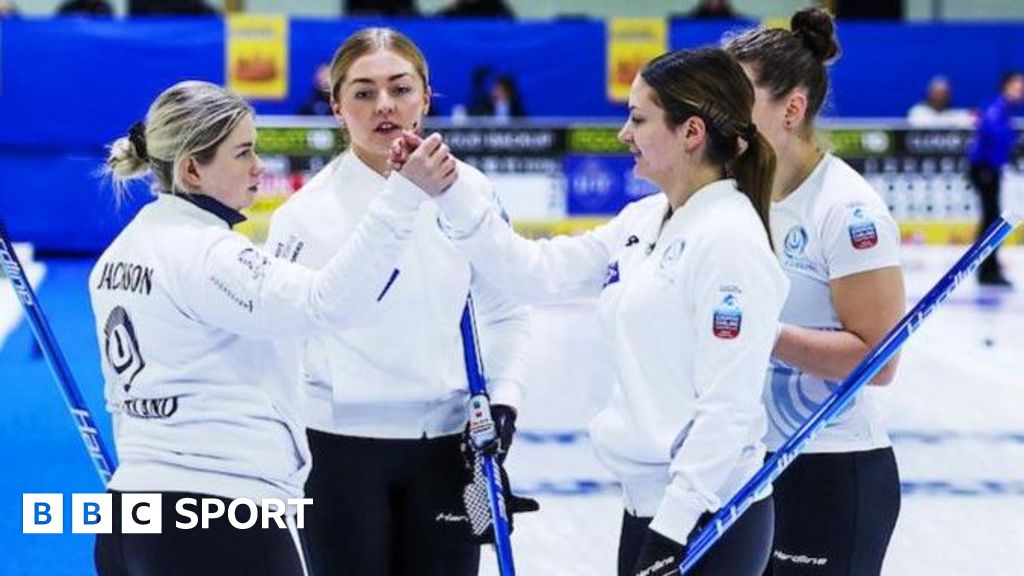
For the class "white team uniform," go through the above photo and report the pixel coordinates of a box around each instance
[435,178,789,543]
[89,180,425,503]
[266,152,530,439]
[765,153,901,454]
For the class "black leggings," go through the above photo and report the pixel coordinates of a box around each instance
[617,495,774,576]
[95,490,308,576]
[765,448,901,576]
[969,163,1003,277]
[304,430,479,576]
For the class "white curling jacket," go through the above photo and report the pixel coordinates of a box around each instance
[267,152,530,439]
[89,179,425,502]
[435,178,789,543]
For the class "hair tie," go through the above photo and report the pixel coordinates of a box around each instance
[743,122,758,141]
[128,121,149,161]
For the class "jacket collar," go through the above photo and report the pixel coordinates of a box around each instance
[657,179,739,238]
[339,150,388,187]
[175,192,247,229]
[673,178,739,219]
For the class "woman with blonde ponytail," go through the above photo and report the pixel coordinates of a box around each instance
[396,46,790,575]
[90,80,458,575]
[727,8,905,575]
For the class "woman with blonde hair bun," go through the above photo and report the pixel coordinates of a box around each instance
[92,79,453,575]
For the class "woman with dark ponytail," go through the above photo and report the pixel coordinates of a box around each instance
[394,46,788,575]
[727,8,905,576]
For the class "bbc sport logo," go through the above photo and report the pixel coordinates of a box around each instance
[23,493,312,534]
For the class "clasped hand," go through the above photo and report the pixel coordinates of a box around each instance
[389,131,456,196]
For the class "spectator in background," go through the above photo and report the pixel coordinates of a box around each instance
[968,71,1024,287]
[346,0,419,16]
[466,65,494,116]
[437,0,515,19]
[484,75,525,121]
[297,63,333,116]
[0,0,18,17]
[57,0,113,16]
[128,0,216,16]
[907,75,972,127]
[688,0,741,19]
[466,70,525,121]
[490,75,525,120]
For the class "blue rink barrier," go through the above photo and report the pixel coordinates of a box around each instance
[3,18,1024,252]
[3,18,1024,144]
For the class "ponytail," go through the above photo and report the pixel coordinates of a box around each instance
[640,48,777,248]
[99,81,253,204]
[729,127,776,248]
[103,123,151,203]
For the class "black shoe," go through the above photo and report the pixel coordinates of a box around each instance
[979,274,1013,287]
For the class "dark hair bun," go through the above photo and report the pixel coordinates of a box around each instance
[791,8,840,63]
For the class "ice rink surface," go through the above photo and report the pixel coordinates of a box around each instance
[482,246,1024,576]
[0,246,1021,575]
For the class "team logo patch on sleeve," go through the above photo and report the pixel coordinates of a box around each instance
[712,292,743,339]
[602,261,620,288]
[847,206,878,250]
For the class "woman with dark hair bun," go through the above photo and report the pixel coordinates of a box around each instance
[726,8,905,576]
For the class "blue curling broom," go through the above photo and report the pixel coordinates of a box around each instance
[0,219,116,485]
[460,295,516,576]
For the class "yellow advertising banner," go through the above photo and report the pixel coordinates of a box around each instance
[607,18,668,103]
[226,14,288,100]
[761,16,790,30]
